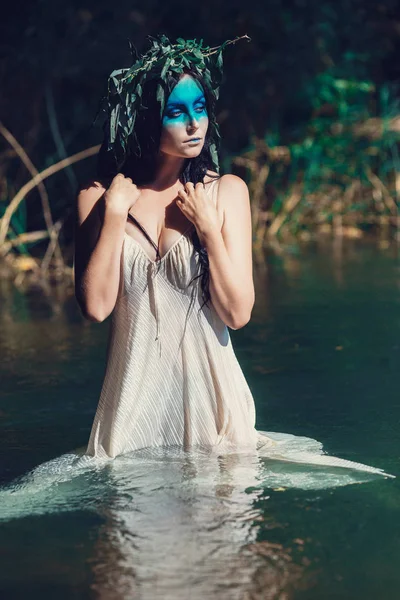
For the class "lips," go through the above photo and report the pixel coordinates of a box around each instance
[184,138,201,143]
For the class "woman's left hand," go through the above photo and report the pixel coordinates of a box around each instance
[176,182,220,237]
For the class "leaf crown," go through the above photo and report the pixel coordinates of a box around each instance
[93,33,251,171]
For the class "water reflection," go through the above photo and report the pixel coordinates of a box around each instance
[87,453,307,599]
[0,434,389,598]
[1,446,311,598]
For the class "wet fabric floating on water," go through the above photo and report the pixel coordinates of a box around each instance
[0,428,395,524]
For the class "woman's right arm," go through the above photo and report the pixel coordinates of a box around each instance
[73,175,140,322]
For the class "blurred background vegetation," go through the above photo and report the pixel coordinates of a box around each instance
[0,0,399,283]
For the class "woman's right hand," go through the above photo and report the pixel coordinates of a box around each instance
[104,173,141,216]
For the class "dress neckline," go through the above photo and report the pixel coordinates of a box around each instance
[124,222,196,265]
[123,178,218,264]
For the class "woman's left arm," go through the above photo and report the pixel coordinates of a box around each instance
[178,175,255,330]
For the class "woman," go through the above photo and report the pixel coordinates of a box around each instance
[74,35,394,478]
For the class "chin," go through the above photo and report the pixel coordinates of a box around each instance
[183,146,204,157]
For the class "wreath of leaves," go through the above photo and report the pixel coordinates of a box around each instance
[94,33,251,171]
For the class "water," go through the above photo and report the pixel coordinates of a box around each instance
[1,238,399,599]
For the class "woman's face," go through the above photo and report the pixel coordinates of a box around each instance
[159,74,209,159]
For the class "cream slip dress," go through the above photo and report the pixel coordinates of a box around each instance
[84,178,395,480]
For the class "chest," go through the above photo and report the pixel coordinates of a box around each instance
[124,180,223,263]
[120,227,202,299]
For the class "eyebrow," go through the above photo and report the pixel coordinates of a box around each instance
[166,94,206,108]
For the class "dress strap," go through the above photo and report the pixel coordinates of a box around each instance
[127,213,161,262]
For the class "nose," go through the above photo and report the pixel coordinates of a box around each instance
[187,112,200,130]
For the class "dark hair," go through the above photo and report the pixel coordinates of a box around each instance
[97,67,221,309]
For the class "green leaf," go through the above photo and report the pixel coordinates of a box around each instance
[109,104,120,143]
[161,57,172,79]
[209,142,219,169]
[156,83,165,108]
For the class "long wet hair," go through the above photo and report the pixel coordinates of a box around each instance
[96,67,221,309]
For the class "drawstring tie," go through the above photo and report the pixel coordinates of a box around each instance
[148,260,198,359]
[149,262,162,358]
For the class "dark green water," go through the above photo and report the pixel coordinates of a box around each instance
[1,239,399,599]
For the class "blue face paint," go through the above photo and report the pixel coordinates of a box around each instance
[162,76,208,128]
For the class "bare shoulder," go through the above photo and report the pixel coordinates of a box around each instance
[76,179,107,226]
[74,179,109,257]
[77,178,107,197]
[214,174,249,215]
[203,169,221,185]
[204,171,248,196]
[217,173,248,192]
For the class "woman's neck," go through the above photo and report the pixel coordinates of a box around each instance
[149,153,187,190]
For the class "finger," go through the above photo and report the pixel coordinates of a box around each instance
[185,182,194,189]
